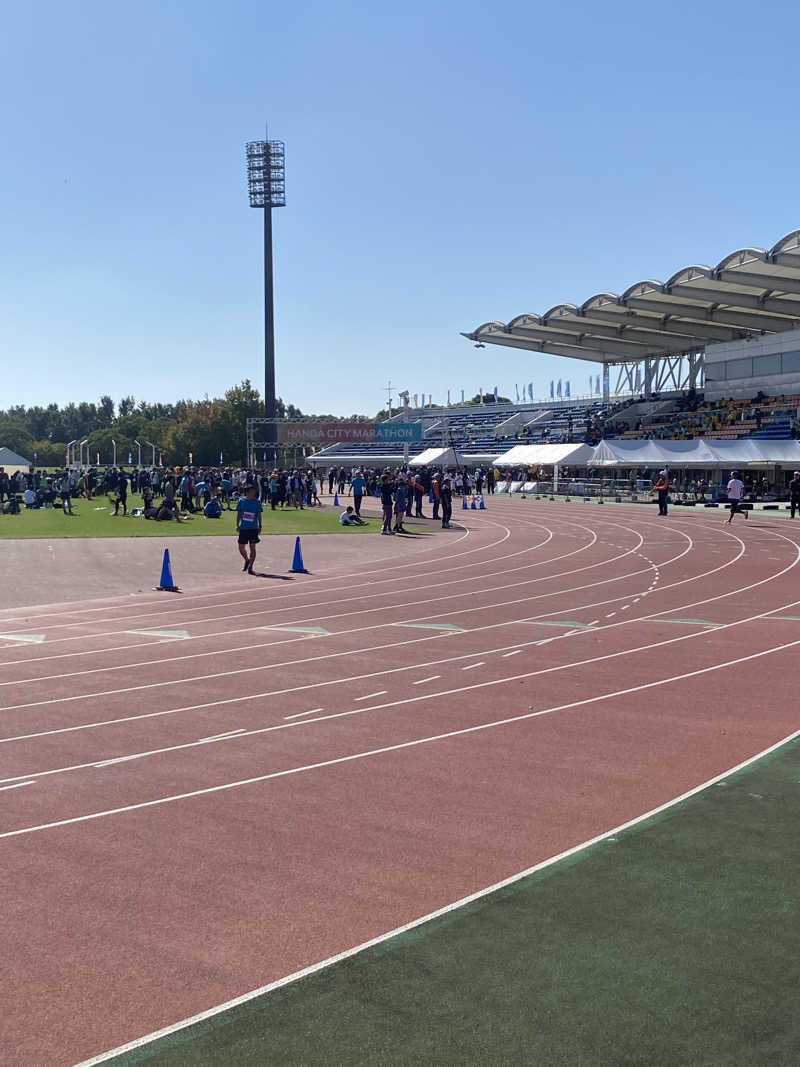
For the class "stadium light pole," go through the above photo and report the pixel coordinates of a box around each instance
[246,131,285,467]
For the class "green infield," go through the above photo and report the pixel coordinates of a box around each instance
[103,736,800,1067]
[0,496,377,538]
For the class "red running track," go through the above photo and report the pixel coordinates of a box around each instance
[1,500,799,1065]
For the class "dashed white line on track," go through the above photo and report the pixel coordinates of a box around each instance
[502,650,522,658]
[355,691,387,701]
[413,676,441,685]
[462,662,484,670]
[0,780,34,791]
[284,709,324,720]
[196,729,246,742]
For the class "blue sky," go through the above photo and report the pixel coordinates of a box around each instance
[1,0,798,417]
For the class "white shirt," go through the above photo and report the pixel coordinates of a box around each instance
[727,478,744,500]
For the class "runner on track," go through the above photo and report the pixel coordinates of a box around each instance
[236,484,263,573]
[653,469,670,516]
[726,470,748,523]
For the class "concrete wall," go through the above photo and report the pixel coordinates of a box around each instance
[704,327,800,401]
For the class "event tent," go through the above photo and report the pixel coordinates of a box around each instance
[408,447,499,467]
[0,446,33,472]
[590,438,800,469]
[493,442,596,467]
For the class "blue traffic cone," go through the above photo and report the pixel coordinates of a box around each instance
[462,495,468,510]
[429,490,435,503]
[290,536,309,573]
[156,548,181,592]
[375,485,380,497]
[479,497,486,509]
[470,498,477,510]
[333,492,340,507]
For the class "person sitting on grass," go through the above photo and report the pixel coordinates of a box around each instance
[155,498,185,522]
[339,505,367,526]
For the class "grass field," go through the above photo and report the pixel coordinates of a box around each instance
[0,495,375,539]
[106,737,800,1067]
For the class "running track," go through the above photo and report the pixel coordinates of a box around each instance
[1,500,798,1065]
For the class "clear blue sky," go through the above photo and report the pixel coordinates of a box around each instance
[1,0,798,417]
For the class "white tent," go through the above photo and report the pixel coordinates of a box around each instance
[590,438,800,469]
[494,442,596,467]
[0,446,33,472]
[409,448,499,467]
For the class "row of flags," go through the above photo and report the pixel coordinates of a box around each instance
[411,373,612,409]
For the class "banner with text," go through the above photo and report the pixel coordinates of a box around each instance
[276,421,422,445]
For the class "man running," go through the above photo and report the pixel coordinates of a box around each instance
[726,470,747,523]
[236,484,263,572]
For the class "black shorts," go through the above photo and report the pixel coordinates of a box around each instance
[238,529,260,545]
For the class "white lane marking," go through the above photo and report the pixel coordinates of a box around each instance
[0,519,783,750]
[8,593,800,788]
[196,729,246,742]
[502,650,522,658]
[69,742,800,1067]
[284,709,324,721]
[413,676,441,685]
[5,637,800,837]
[1,509,716,679]
[0,634,45,644]
[0,780,34,791]
[93,754,147,769]
[461,662,484,671]
[355,691,387,702]
[0,519,484,629]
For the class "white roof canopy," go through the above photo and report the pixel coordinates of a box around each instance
[463,230,800,364]
[591,438,800,469]
[495,443,595,466]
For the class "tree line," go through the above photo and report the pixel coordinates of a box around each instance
[0,381,305,467]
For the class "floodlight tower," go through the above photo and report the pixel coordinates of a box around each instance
[246,133,285,465]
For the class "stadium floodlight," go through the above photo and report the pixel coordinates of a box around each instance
[144,440,156,467]
[246,132,285,465]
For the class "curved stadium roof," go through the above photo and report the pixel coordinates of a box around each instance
[463,229,800,364]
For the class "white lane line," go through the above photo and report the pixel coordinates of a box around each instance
[413,676,441,685]
[461,662,484,671]
[8,593,800,789]
[502,650,522,658]
[0,780,34,791]
[196,729,246,743]
[284,708,324,721]
[355,691,387,702]
[0,520,780,749]
[5,646,800,851]
[71,727,799,1067]
[75,725,800,1067]
[93,754,147,769]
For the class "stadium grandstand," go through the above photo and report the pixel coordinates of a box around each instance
[314,229,800,494]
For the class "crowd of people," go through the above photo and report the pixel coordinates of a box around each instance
[0,462,500,527]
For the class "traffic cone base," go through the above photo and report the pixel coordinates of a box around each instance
[156,548,182,592]
[470,498,477,509]
[333,492,340,507]
[290,536,310,574]
[462,496,468,510]
[479,497,486,509]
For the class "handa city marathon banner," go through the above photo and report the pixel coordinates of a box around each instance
[276,421,422,444]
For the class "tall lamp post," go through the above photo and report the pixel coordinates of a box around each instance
[246,133,285,466]
[144,440,157,467]
[133,439,142,468]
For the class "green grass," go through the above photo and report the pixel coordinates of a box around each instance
[0,495,377,538]
[109,738,800,1066]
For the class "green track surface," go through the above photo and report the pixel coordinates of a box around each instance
[103,737,800,1067]
[0,495,377,538]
